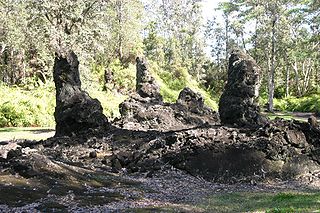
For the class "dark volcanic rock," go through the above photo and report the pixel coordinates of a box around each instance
[3,52,320,189]
[177,87,213,115]
[53,51,108,137]
[110,119,320,183]
[118,87,219,131]
[219,50,267,128]
[118,57,219,131]
[136,57,162,101]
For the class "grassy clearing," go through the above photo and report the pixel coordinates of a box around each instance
[0,127,54,141]
[200,191,320,213]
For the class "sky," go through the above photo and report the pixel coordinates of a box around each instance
[201,0,228,56]
[202,0,228,21]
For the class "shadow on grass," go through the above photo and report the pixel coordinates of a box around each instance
[28,128,55,134]
[0,169,135,209]
[0,127,23,133]
[201,192,320,212]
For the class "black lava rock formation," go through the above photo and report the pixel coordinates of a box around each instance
[53,51,108,137]
[136,57,162,101]
[118,57,219,131]
[219,50,267,128]
[1,51,319,189]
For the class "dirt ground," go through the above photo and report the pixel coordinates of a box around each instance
[0,165,319,212]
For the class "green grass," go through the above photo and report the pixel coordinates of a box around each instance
[200,192,320,213]
[264,112,296,121]
[0,127,54,141]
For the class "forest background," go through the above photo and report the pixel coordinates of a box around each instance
[0,0,319,127]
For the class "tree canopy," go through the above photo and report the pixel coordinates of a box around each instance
[0,0,319,127]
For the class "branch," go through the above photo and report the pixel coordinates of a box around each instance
[44,13,54,25]
[68,0,100,33]
[0,43,6,55]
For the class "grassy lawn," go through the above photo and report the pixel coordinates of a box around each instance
[200,192,320,213]
[0,127,54,141]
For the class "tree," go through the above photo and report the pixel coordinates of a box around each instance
[206,0,319,110]
[143,0,206,80]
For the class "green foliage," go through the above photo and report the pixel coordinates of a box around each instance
[87,86,127,119]
[158,66,188,91]
[108,59,136,93]
[149,60,218,110]
[273,98,288,111]
[90,59,136,94]
[0,83,55,127]
[271,95,320,113]
[274,86,286,99]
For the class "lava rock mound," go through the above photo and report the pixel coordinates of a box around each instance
[117,57,219,132]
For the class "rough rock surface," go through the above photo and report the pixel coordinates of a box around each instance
[118,57,219,131]
[117,87,219,131]
[2,52,317,184]
[105,118,320,184]
[2,118,319,185]
[136,57,162,101]
[2,51,320,211]
[1,52,320,212]
[219,50,267,128]
[53,51,108,137]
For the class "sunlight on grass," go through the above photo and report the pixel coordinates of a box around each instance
[200,192,320,213]
[263,112,308,122]
[0,127,54,141]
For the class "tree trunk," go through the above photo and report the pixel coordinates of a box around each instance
[292,59,301,96]
[285,52,290,97]
[268,16,277,112]
[225,14,229,63]
[116,0,123,61]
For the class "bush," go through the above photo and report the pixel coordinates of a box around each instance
[274,86,286,99]
[0,83,55,127]
[0,102,24,127]
[0,57,220,127]
[86,86,127,119]
[273,94,320,113]
[90,59,136,94]
[158,68,187,91]
[108,59,136,94]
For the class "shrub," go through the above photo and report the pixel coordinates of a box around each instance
[273,94,320,113]
[0,83,55,127]
[87,86,127,119]
[108,59,136,94]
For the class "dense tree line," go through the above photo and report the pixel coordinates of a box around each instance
[0,0,319,113]
[206,0,319,110]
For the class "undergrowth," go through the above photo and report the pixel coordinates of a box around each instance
[0,83,55,127]
[149,61,218,110]
[260,94,320,113]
